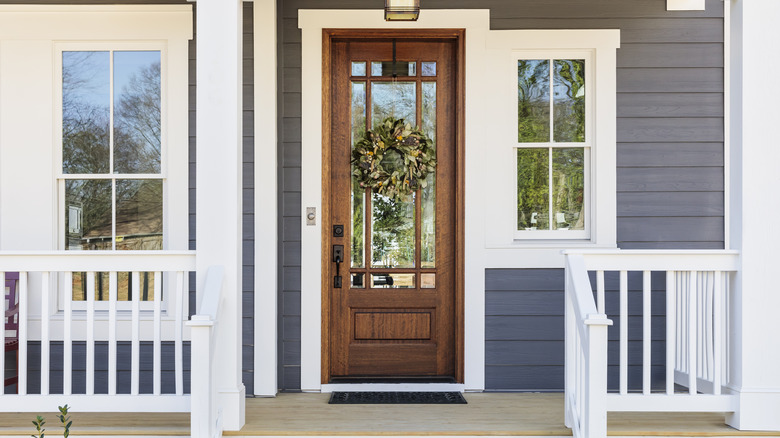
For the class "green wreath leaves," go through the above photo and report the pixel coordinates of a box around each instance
[351,117,436,202]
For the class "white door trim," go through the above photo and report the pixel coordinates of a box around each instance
[298,9,491,392]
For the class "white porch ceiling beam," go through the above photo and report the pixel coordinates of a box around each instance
[667,0,706,11]
[195,0,246,431]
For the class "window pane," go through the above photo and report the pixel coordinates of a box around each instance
[370,273,415,289]
[62,51,110,174]
[518,60,550,143]
[351,82,366,268]
[114,51,162,174]
[553,60,585,143]
[372,192,415,268]
[552,148,585,230]
[371,82,416,127]
[517,148,549,230]
[421,62,436,76]
[65,179,112,250]
[115,179,163,250]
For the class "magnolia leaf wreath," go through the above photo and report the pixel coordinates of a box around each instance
[351,117,436,202]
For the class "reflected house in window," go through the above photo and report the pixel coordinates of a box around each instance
[73,180,163,251]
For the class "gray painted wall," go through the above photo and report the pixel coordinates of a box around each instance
[278,0,725,391]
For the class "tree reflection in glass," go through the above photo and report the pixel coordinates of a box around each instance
[371,192,415,268]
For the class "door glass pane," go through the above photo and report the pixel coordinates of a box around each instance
[371,192,415,268]
[62,51,110,174]
[371,82,416,127]
[517,148,549,230]
[115,179,163,250]
[517,60,550,143]
[421,62,436,76]
[552,148,585,230]
[351,82,366,268]
[351,273,365,289]
[114,51,162,174]
[351,62,366,76]
[553,59,585,143]
[370,273,415,289]
[421,82,436,268]
[421,273,435,289]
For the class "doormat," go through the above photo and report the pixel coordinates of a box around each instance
[328,391,467,404]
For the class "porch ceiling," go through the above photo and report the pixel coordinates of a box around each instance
[0,393,777,437]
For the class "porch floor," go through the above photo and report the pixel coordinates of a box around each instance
[1,393,779,437]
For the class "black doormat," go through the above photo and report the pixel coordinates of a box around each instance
[328,391,467,404]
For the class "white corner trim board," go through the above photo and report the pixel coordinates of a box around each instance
[667,0,706,11]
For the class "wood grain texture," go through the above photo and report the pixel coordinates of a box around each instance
[354,312,432,340]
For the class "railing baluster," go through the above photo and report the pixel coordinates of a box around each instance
[175,271,184,396]
[705,272,714,382]
[18,272,28,395]
[86,272,95,395]
[596,270,605,314]
[713,271,722,395]
[0,272,5,396]
[153,271,162,396]
[666,270,676,395]
[688,270,697,394]
[41,272,50,395]
[108,272,118,395]
[643,270,651,394]
[64,272,72,395]
[619,270,628,395]
[131,271,141,396]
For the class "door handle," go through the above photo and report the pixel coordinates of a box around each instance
[333,245,344,288]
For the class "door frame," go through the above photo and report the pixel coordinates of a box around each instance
[320,29,466,384]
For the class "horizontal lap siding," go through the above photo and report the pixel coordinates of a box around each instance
[280,0,724,390]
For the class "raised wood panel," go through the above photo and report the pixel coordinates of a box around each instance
[617,43,723,68]
[617,216,724,242]
[347,344,437,375]
[491,18,724,43]
[617,143,724,167]
[617,68,723,92]
[618,93,723,118]
[618,191,724,217]
[485,269,564,291]
[617,117,723,143]
[617,167,724,192]
[354,312,432,340]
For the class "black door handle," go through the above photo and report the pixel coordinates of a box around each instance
[333,245,344,288]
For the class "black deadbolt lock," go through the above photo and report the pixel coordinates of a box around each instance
[333,224,344,237]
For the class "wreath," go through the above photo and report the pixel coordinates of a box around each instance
[351,117,436,202]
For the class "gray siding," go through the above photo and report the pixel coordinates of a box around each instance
[278,0,724,390]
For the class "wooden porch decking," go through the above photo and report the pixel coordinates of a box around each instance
[0,393,779,437]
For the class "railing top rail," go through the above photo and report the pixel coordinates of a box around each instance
[0,250,196,272]
[562,249,739,272]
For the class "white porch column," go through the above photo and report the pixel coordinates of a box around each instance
[727,0,780,430]
[195,0,246,431]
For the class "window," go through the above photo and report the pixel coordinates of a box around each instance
[58,46,166,302]
[515,55,591,240]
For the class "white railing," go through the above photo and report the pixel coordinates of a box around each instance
[564,253,612,438]
[0,251,195,412]
[188,265,224,438]
[564,250,740,438]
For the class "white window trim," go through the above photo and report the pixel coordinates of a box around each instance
[512,51,594,241]
[0,6,191,330]
[483,30,619,267]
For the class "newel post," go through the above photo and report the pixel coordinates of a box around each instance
[584,320,609,438]
[727,0,780,430]
[195,0,246,431]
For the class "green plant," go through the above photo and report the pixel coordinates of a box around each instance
[58,405,72,438]
[31,405,72,438]
[31,416,45,438]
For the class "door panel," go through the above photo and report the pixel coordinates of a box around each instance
[328,37,458,379]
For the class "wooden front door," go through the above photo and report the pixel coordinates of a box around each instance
[325,33,462,381]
